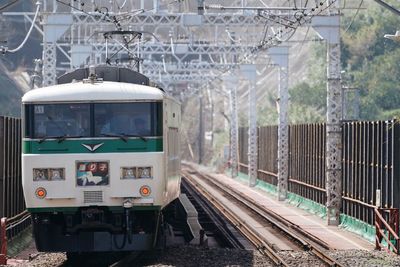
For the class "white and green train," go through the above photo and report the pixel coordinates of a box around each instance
[21,66,181,253]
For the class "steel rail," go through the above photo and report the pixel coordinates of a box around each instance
[200,170,342,266]
[183,165,345,267]
[182,171,289,267]
[5,210,31,231]
[181,179,246,249]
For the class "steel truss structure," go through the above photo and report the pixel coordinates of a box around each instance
[2,0,344,225]
[268,46,289,201]
[311,2,342,225]
[225,74,239,178]
[4,0,327,86]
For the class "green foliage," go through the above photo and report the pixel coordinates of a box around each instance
[288,43,327,123]
[289,104,325,124]
[258,105,278,126]
[290,81,326,111]
[210,129,229,166]
[257,92,278,126]
[342,4,399,70]
[290,3,400,121]
[342,4,400,120]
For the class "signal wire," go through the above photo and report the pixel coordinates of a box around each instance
[0,0,19,12]
[6,1,41,53]
[344,0,364,33]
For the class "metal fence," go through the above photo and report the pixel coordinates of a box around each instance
[258,126,278,185]
[289,124,326,207]
[342,121,400,225]
[238,120,400,225]
[238,126,279,185]
[238,127,249,173]
[0,116,29,241]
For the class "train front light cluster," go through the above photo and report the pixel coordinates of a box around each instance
[121,167,153,179]
[140,185,151,197]
[33,168,65,181]
[35,187,47,199]
[138,167,152,178]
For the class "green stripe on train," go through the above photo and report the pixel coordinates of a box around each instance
[23,138,163,154]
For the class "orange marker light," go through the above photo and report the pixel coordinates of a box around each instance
[35,187,47,199]
[140,185,151,197]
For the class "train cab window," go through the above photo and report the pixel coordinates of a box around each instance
[25,104,90,138]
[94,102,162,137]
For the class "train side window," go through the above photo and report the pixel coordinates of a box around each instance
[24,104,34,138]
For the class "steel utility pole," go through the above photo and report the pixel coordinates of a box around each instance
[199,89,204,164]
[312,0,343,225]
[226,74,239,178]
[269,46,290,201]
[241,64,257,187]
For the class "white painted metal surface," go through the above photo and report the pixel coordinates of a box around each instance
[22,81,165,103]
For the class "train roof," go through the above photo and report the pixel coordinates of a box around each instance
[57,66,150,86]
[22,81,165,103]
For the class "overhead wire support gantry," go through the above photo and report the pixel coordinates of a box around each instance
[2,0,346,225]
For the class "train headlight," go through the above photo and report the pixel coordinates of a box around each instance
[121,167,136,179]
[35,187,47,199]
[138,167,152,179]
[120,167,153,179]
[33,168,65,181]
[49,168,65,180]
[33,168,49,181]
[140,185,151,197]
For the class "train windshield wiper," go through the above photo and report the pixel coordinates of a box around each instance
[55,135,84,143]
[100,133,147,142]
[38,136,62,144]
[37,136,49,144]
[126,134,147,142]
[101,133,128,143]
[56,135,67,144]
[37,135,77,144]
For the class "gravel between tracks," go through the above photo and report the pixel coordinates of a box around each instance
[328,249,400,267]
[4,246,400,266]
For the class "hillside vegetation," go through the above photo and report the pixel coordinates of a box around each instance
[289,3,400,122]
[0,71,23,117]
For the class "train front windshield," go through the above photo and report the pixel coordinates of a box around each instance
[24,102,163,138]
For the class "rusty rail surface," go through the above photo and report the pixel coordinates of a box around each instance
[375,208,400,254]
[182,169,290,267]
[183,164,345,267]
[238,120,400,225]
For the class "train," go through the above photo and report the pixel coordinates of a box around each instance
[21,66,181,254]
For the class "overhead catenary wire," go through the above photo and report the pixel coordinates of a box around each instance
[298,24,311,54]
[197,0,338,94]
[6,1,41,53]
[373,0,400,16]
[0,0,20,12]
[343,0,364,33]
[56,0,159,70]
[55,0,101,20]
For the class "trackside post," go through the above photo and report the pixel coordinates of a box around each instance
[0,217,7,265]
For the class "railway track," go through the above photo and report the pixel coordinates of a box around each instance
[181,164,345,267]
[181,178,253,249]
